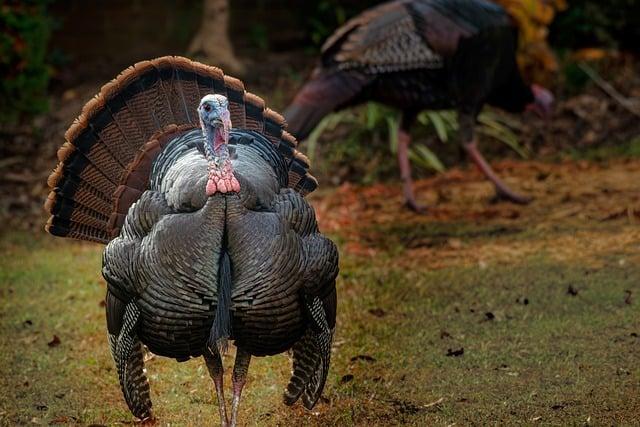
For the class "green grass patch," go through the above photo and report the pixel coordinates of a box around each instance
[0,231,638,425]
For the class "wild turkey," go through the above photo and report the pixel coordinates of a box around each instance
[44,56,339,426]
[284,0,554,212]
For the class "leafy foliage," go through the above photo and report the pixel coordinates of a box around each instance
[0,1,52,124]
[550,0,640,50]
[492,0,567,82]
[303,0,379,47]
[305,104,399,184]
[307,103,526,181]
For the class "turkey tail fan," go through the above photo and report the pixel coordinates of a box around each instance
[44,56,229,243]
[283,69,372,141]
[45,55,318,244]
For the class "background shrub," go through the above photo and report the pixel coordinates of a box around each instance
[0,1,52,124]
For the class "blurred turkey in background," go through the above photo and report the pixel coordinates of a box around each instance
[1,0,639,228]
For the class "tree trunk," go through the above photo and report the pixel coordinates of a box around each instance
[188,0,245,75]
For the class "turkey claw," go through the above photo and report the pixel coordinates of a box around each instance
[492,187,532,205]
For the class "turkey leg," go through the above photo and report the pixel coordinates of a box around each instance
[458,113,531,204]
[230,348,251,427]
[464,139,531,204]
[204,350,229,427]
[398,129,426,212]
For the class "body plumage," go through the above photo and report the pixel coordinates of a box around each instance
[45,57,338,426]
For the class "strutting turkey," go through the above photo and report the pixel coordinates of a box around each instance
[284,0,554,212]
[44,56,339,426]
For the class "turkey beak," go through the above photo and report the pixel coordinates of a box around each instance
[211,118,224,129]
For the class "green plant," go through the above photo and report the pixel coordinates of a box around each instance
[492,0,567,81]
[248,23,269,51]
[308,103,527,178]
[0,1,52,124]
[307,1,349,46]
[305,105,397,184]
[550,0,640,50]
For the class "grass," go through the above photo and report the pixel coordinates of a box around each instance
[1,157,639,426]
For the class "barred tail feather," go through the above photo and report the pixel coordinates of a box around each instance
[106,295,152,420]
[283,330,320,406]
[283,293,335,410]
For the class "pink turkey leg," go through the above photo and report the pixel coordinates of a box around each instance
[398,129,427,213]
[464,138,531,204]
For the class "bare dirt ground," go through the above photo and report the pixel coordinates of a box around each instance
[313,157,640,270]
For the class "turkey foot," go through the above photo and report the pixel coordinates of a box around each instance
[398,129,427,213]
[204,350,229,427]
[464,139,532,205]
[230,348,252,427]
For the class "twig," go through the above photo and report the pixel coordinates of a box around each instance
[578,62,640,118]
[423,397,445,408]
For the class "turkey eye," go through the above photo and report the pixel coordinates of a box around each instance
[203,104,211,112]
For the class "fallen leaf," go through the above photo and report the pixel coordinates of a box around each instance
[448,238,462,249]
[49,415,78,424]
[368,308,386,317]
[340,374,354,384]
[350,354,376,363]
[572,48,609,61]
[47,335,61,348]
[446,348,464,357]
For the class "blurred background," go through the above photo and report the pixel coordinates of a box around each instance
[1,0,639,228]
[1,1,639,425]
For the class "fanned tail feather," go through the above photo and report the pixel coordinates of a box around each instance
[45,56,318,244]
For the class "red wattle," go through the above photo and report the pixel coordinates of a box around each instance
[206,178,217,196]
